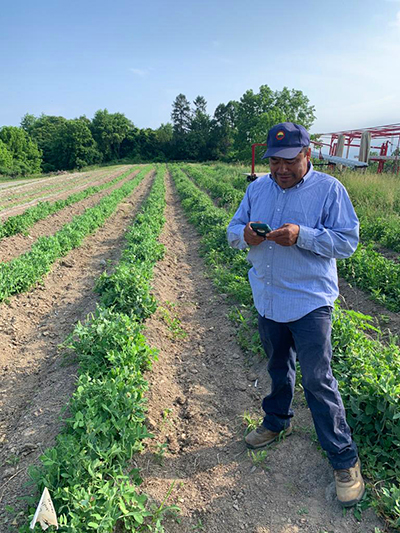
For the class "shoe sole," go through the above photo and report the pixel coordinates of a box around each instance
[245,426,293,450]
[338,484,365,508]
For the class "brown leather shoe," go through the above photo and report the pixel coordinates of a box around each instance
[245,424,292,449]
[334,461,365,507]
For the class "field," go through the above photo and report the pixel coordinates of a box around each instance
[0,163,399,533]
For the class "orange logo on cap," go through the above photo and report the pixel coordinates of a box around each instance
[276,131,285,141]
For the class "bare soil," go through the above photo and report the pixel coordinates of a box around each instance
[0,170,393,532]
[0,169,155,528]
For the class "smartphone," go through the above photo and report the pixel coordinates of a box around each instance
[250,223,272,237]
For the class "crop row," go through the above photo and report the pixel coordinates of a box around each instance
[358,210,400,252]
[0,167,122,210]
[180,164,244,214]
[338,245,400,311]
[183,163,400,313]
[0,166,152,303]
[19,165,167,532]
[170,164,400,529]
[0,167,138,240]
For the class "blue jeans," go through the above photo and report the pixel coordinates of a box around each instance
[258,306,358,470]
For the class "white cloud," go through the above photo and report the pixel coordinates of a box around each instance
[129,68,149,77]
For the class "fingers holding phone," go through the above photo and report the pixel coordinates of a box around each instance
[266,223,300,246]
[244,221,272,246]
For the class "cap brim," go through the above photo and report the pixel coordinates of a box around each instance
[262,146,303,159]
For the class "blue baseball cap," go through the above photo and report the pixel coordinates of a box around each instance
[262,122,310,159]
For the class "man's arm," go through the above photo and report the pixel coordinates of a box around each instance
[294,183,359,259]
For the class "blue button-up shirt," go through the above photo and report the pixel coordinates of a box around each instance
[227,163,359,322]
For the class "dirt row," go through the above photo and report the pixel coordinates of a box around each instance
[0,168,141,263]
[0,165,131,220]
[0,171,390,532]
[0,170,155,528]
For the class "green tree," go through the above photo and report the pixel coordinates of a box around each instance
[211,101,238,159]
[171,94,192,159]
[24,114,68,171]
[171,93,191,135]
[188,96,212,160]
[21,114,103,171]
[0,126,42,175]
[20,113,38,134]
[90,109,134,161]
[0,139,13,174]
[55,119,102,169]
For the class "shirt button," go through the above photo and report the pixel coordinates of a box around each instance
[267,282,270,285]
[267,265,270,268]
[269,246,272,249]
[277,208,280,211]
[282,190,286,194]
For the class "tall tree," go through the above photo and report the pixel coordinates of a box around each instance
[189,96,212,160]
[171,94,192,159]
[171,94,191,135]
[155,123,173,159]
[211,101,238,159]
[54,119,102,169]
[0,126,42,175]
[24,114,68,171]
[0,139,13,174]
[90,109,134,161]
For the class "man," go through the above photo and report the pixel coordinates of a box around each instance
[227,122,364,507]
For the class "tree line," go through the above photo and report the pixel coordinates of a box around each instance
[0,85,316,177]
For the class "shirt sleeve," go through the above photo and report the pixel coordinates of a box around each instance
[227,188,251,250]
[296,182,359,259]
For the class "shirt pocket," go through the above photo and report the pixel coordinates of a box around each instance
[283,209,320,228]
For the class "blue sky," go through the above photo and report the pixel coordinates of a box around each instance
[1,0,400,135]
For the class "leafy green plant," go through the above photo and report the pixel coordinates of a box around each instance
[154,442,169,466]
[248,449,269,470]
[17,166,168,532]
[241,411,263,434]
[158,304,187,339]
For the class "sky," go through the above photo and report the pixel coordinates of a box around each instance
[1,0,400,136]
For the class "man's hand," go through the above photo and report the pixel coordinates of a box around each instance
[266,223,300,246]
[244,221,267,246]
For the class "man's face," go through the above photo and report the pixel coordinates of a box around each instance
[269,149,310,189]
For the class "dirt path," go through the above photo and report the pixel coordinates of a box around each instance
[0,168,140,263]
[134,174,385,533]
[0,171,155,527]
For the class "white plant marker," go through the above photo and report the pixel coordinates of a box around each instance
[29,487,58,530]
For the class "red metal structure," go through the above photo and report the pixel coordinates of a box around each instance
[314,123,400,174]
